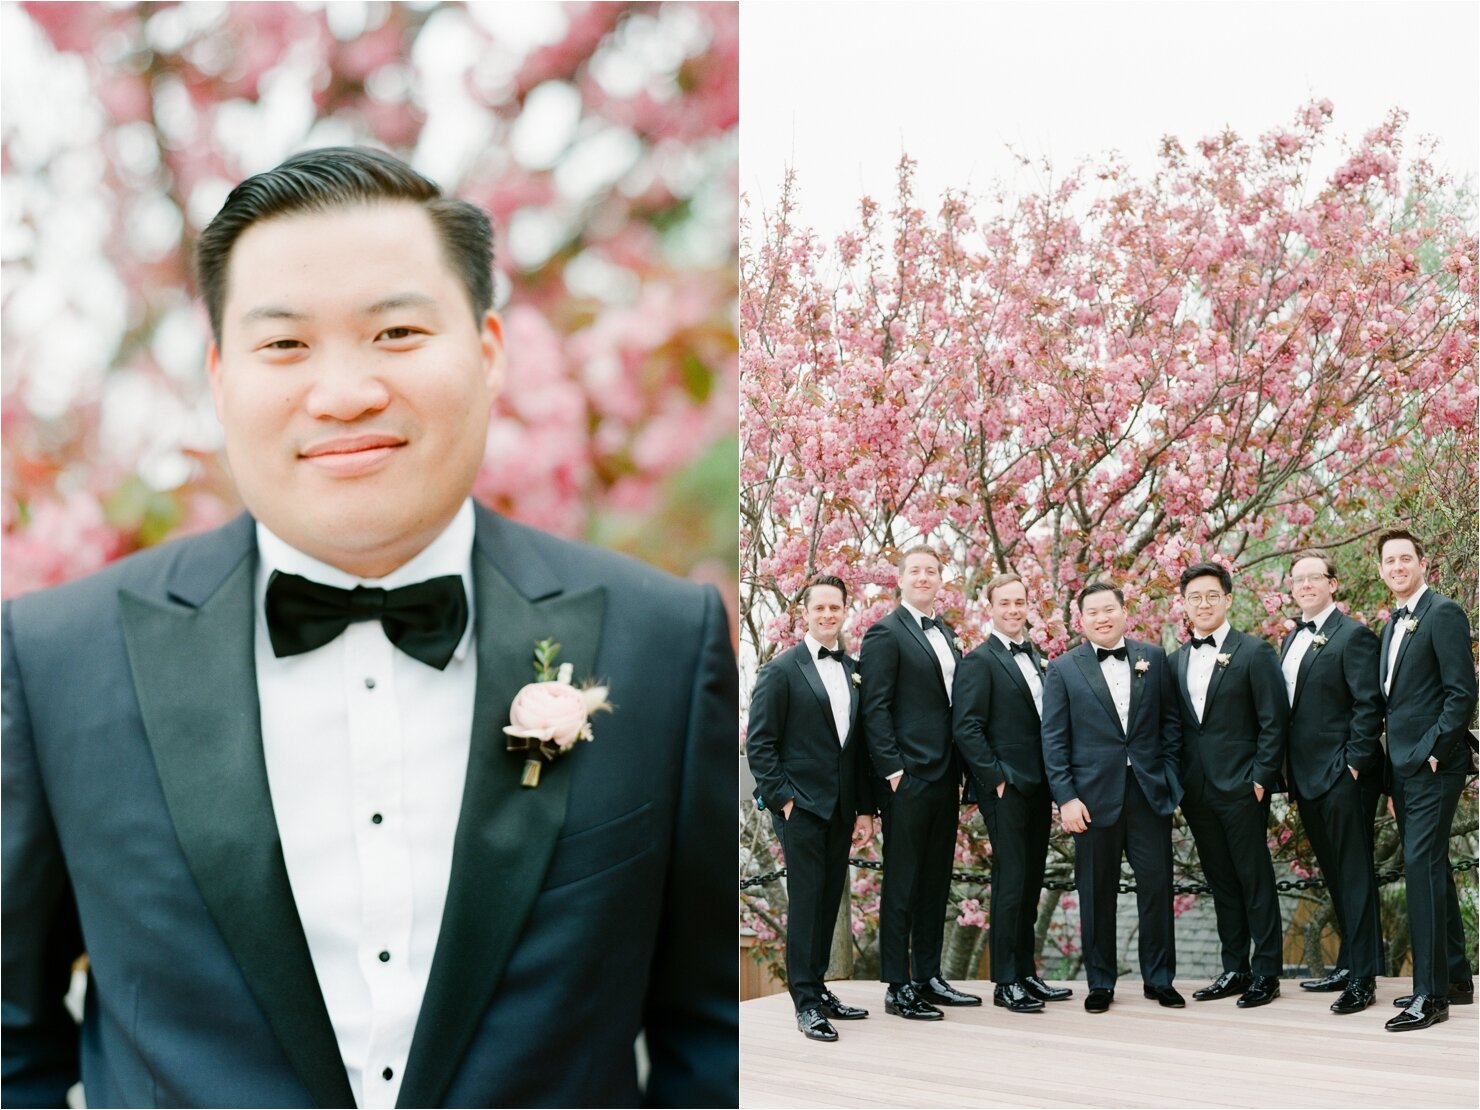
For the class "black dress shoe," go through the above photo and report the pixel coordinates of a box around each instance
[1084,987,1114,1013]
[1021,973,1073,1001]
[818,988,869,1020]
[1385,995,1449,1031]
[993,982,1045,1012]
[1236,975,1281,1008]
[1299,967,1350,992]
[796,1007,838,1041]
[1192,971,1251,1001]
[1330,977,1376,1014]
[885,984,944,1020]
[1394,980,1473,1007]
[1142,984,1186,1008]
[913,976,983,1006]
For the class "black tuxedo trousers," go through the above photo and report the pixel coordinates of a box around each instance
[878,773,957,985]
[1296,774,1384,976]
[774,805,853,1011]
[979,780,1052,984]
[1393,768,1472,995]
[1076,766,1175,991]
[1180,781,1281,976]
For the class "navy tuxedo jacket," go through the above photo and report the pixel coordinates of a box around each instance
[1379,588,1478,779]
[1280,610,1385,797]
[745,641,875,823]
[859,606,960,784]
[2,506,738,1108]
[1040,639,1183,825]
[1168,628,1288,798]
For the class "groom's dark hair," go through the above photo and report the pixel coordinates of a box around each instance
[195,146,494,345]
[802,574,849,606]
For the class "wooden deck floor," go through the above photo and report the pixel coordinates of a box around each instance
[741,978,1478,1108]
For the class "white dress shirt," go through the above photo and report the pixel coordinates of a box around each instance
[1096,638,1132,733]
[992,628,1042,716]
[1186,622,1231,724]
[902,600,956,703]
[255,500,477,1109]
[1385,583,1427,695]
[805,633,852,745]
[1282,602,1337,703]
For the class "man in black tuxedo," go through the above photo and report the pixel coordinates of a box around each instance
[1168,562,1288,1009]
[746,575,878,1042]
[1040,582,1184,1013]
[860,547,980,1019]
[1375,528,1477,1032]
[2,148,736,1107]
[1281,550,1385,1014]
[952,572,1072,1013]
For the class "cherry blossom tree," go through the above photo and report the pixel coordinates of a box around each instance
[3,1,738,599]
[740,100,1476,981]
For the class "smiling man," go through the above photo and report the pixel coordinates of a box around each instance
[1167,562,1288,1011]
[1281,550,1385,1014]
[860,547,980,1020]
[2,147,737,1108]
[745,576,877,1043]
[951,572,1071,1013]
[1040,582,1183,1013]
[1375,527,1477,1032]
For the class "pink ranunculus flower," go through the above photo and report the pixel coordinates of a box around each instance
[504,681,591,751]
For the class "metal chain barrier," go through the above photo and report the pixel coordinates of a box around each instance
[740,854,1478,893]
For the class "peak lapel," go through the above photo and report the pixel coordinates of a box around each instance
[119,555,355,1109]
[1126,643,1145,732]
[1073,646,1124,737]
[1387,591,1432,691]
[1200,631,1239,718]
[1174,644,1197,721]
[900,609,947,694]
[986,636,1036,710]
[1290,614,1338,714]
[795,647,840,744]
[397,535,605,1110]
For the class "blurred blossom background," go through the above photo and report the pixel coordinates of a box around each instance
[1,0,739,625]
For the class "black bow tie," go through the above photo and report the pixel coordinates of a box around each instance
[817,645,847,663]
[1008,640,1032,656]
[1295,619,1318,634]
[1189,635,1217,650]
[1096,646,1127,662]
[919,615,943,633]
[1392,606,1409,622]
[265,570,468,670]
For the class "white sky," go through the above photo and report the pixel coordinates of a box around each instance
[740,1,1480,239]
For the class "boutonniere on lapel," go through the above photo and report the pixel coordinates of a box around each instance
[503,638,612,788]
[1402,617,1419,633]
[851,672,862,687]
[952,636,965,653]
[1039,657,1048,671]
[1133,658,1149,678]
[1311,634,1328,649]
[1215,653,1231,668]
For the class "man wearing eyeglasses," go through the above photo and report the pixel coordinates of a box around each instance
[1281,550,1385,1015]
[1168,562,1288,1010]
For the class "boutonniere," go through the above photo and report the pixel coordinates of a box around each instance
[1134,658,1149,677]
[952,636,965,653]
[1039,657,1048,671]
[1216,653,1231,668]
[1311,634,1328,648]
[851,672,862,687]
[1402,617,1419,633]
[503,638,612,788]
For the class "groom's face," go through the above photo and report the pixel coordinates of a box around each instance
[209,202,504,578]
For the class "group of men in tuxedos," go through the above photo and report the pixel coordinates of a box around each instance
[747,532,1474,1044]
[3,148,737,1107]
